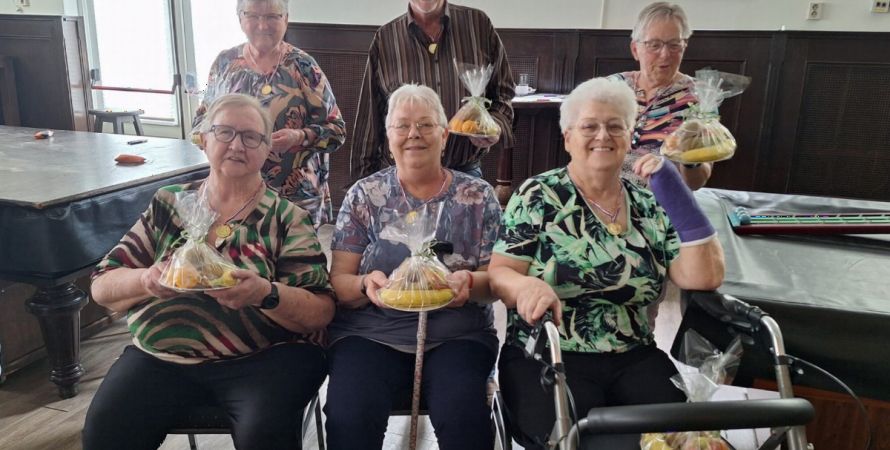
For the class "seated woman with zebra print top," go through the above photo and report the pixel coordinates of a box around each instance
[82,93,334,450]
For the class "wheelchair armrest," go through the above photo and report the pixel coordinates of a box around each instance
[578,398,814,435]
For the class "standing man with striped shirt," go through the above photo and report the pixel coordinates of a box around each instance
[350,0,515,182]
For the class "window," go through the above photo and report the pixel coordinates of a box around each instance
[88,0,178,122]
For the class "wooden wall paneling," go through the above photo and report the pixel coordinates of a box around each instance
[575,31,773,192]
[0,56,21,126]
[767,32,890,201]
[0,15,90,131]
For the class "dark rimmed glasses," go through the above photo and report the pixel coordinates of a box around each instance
[209,125,268,149]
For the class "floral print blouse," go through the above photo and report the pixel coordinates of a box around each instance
[194,42,346,226]
[328,167,502,354]
[494,167,680,354]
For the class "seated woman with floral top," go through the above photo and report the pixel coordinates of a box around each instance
[489,77,725,449]
[324,83,502,450]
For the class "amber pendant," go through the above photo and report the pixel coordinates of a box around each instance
[216,224,233,239]
[606,222,623,236]
[261,84,272,95]
[428,43,437,54]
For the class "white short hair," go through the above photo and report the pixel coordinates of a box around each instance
[198,93,273,142]
[385,84,448,127]
[631,2,692,42]
[237,0,288,15]
[559,78,637,133]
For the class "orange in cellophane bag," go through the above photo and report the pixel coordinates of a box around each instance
[376,202,455,311]
[661,69,750,164]
[447,61,500,138]
[638,330,743,450]
[159,190,240,292]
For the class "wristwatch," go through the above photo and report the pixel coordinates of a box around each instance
[259,281,280,310]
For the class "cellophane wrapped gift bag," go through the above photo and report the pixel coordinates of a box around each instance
[661,69,750,164]
[160,190,239,291]
[376,202,455,311]
[447,62,500,138]
[640,330,743,450]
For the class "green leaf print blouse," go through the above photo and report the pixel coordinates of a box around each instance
[494,167,680,353]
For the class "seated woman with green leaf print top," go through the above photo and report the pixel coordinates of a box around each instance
[488,77,725,450]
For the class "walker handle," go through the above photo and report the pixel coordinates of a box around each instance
[577,398,813,435]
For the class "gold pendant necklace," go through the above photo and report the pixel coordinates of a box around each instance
[246,44,283,96]
[210,181,264,240]
[428,43,438,54]
[569,168,625,236]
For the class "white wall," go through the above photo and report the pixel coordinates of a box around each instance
[288,0,890,32]
[0,0,66,15]
[5,0,888,31]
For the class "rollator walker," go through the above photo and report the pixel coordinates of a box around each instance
[500,290,815,450]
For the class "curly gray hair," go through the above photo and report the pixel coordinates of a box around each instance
[631,2,692,42]
[385,84,449,128]
[559,78,637,133]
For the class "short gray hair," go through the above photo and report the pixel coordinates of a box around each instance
[385,84,448,127]
[237,0,288,15]
[198,93,273,143]
[559,78,637,133]
[631,2,692,42]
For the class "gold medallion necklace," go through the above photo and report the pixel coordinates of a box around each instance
[245,44,283,96]
[569,168,625,236]
[211,181,265,239]
[398,168,448,223]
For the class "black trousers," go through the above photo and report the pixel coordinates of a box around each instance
[498,343,686,450]
[82,343,326,450]
[324,336,497,450]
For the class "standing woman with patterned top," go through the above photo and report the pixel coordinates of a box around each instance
[83,94,335,450]
[609,2,711,189]
[193,0,346,227]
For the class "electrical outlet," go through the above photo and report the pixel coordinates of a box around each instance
[873,0,890,13]
[807,2,823,19]
[18,0,30,6]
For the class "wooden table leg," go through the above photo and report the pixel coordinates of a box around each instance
[25,282,88,399]
[495,145,514,207]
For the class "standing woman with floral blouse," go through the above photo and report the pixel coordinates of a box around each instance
[609,2,711,190]
[489,78,724,449]
[193,0,346,227]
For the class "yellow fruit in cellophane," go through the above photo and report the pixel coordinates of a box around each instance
[379,288,454,310]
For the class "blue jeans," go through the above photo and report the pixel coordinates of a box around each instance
[325,336,496,450]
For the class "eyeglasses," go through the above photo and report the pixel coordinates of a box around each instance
[240,11,285,23]
[573,121,629,138]
[209,125,268,149]
[638,39,687,54]
[387,122,441,137]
